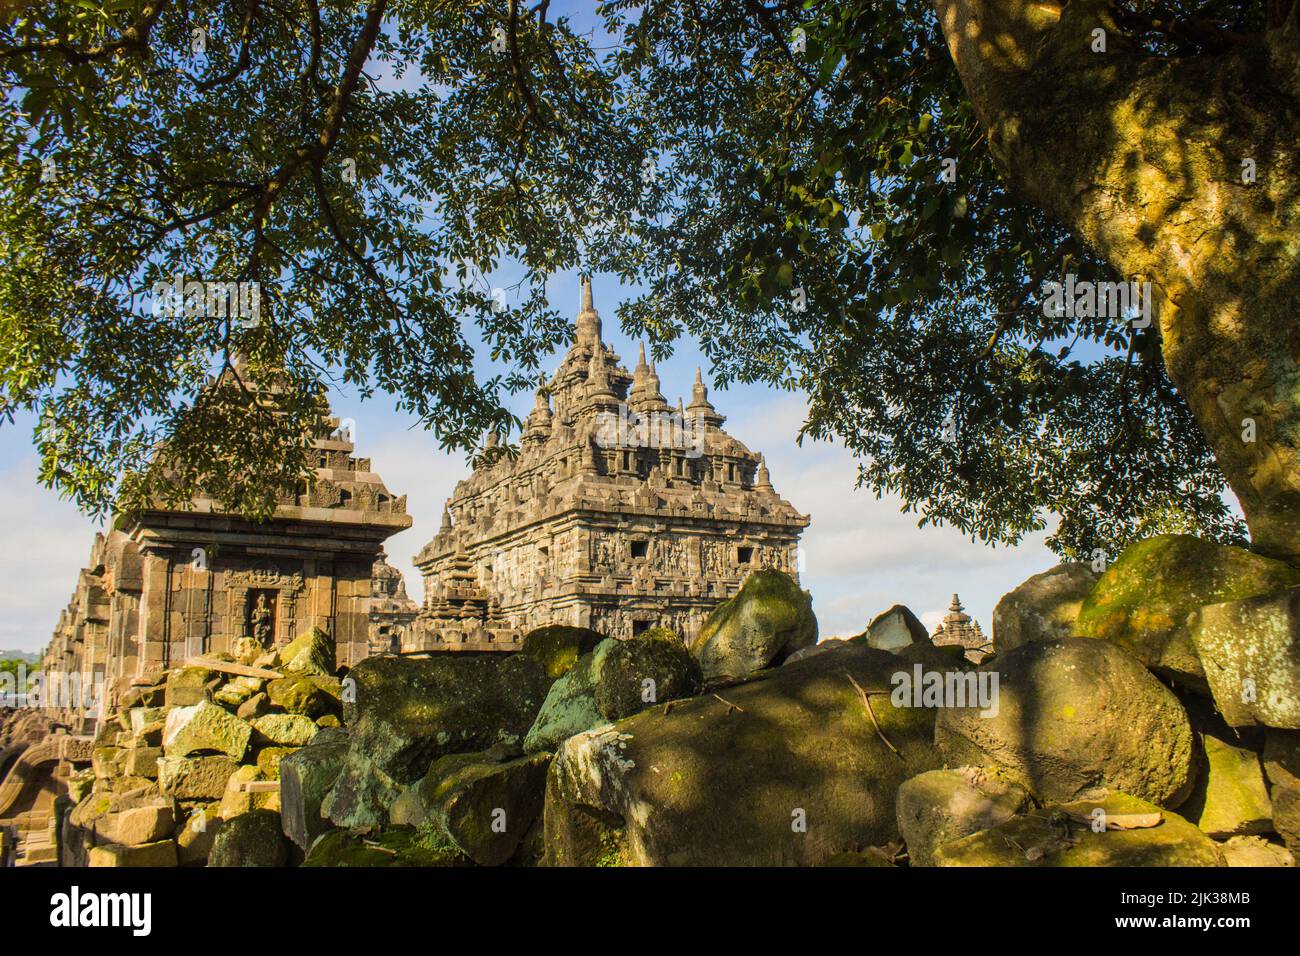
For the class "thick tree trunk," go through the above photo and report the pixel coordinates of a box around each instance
[932,0,1300,561]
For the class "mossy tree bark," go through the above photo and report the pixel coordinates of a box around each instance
[932,0,1300,561]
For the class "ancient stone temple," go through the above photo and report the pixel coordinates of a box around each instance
[41,373,412,723]
[367,552,421,656]
[410,278,809,651]
[930,593,991,664]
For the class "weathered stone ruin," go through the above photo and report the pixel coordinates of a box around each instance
[409,278,809,653]
[40,377,411,729]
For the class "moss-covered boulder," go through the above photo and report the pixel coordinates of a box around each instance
[934,638,1195,806]
[522,661,602,755]
[1181,733,1272,838]
[994,563,1098,653]
[544,644,942,866]
[302,825,471,867]
[162,700,252,762]
[392,751,551,866]
[1192,586,1300,728]
[266,675,341,718]
[1077,535,1300,688]
[323,654,549,830]
[520,625,605,679]
[254,746,295,779]
[690,569,817,680]
[207,808,288,866]
[251,714,318,747]
[524,633,703,753]
[593,632,702,719]
[896,767,1032,867]
[279,727,349,851]
[933,792,1225,866]
[277,626,335,677]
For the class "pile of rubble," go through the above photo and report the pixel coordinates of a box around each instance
[63,628,343,866]
[56,534,1300,866]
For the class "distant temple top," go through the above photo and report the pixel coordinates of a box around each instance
[930,593,991,664]
[409,277,810,651]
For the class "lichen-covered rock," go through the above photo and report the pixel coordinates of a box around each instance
[88,839,178,868]
[165,665,222,707]
[545,644,941,866]
[122,746,162,779]
[933,792,1225,867]
[279,728,349,851]
[690,569,817,680]
[237,693,270,721]
[251,714,318,747]
[1181,733,1272,838]
[266,675,341,718]
[212,676,264,709]
[1192,587,1300,728]
[862,605,931,652]
[218,765,276,820]
[394,751,551,866]
[896,767,1032,867]
[1077,535,1300,688]
[302,825,471,867]
[520,625,605,679]
[593,633,701,720]
[277,626,335,678]
[176,807,217,866]
[207,808,288,866]
[324,654,550,830]
[522,662,602,755]
[94,796,175,847]
[255,746,295,779]
[993,563,1098,653]
[524,634,703,753]
[1264,729,1300,789]
[157,755,240,800]
[1273,782,1300,857]
[69,791,175,847]
[163,700,252,762]
[1220,835,1294,867]
[783,638,854,666]
[127,706,166,736]
[934,639,1195,806]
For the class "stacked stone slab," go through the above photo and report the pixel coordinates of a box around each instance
[62,628,342,867]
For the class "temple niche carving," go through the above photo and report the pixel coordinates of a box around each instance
[409,278,809,652]
[41,360,412,726]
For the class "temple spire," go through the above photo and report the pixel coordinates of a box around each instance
[575,275,602,347]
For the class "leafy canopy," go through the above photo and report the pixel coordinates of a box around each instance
[0,0,1253,557]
